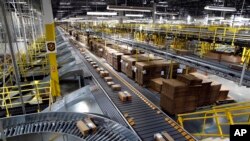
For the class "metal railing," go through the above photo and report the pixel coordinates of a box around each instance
[0,80,52,117]
[177,102,250,139]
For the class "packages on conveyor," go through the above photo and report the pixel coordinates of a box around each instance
[100,70,109,78]
[76,120,90,136]
[111,84,121,91]
[107,81,115,86]
[90,61,96,65]
[84,118,97,133]
[93,64,98,68]
[118,91,132,102]
[104,76,113,82]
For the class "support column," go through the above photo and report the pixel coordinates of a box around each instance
[42,0,60,97]
[239,62,247,86]
[152,3,156,24]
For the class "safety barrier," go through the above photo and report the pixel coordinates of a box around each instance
[0,80,52,117]
[177,102,250,138]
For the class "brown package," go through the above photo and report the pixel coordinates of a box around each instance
[111,84,121,91]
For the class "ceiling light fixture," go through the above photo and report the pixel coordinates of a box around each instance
[155,12,179,16]
[87,12,117,16]
[60,2,70,5]
[125,14,144,17]
[107,5,152,12]
[204,6,236,12]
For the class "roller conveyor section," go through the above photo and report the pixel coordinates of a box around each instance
[94,33,250,87]
[69,44,196,140]
[0,112,140,141]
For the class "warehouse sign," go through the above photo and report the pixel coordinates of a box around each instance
[46,41,57,53]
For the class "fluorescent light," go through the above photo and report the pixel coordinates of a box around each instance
[60,2,70,5]
[156,5,168,7]
[107,5,152,12]
[208,17,224,20]
[204,6,236,12]
[125,14,144,17]
[87,12,117,16]
[155,12,179,16]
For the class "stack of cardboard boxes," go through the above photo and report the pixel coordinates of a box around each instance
[160,74,228,114]
[135,60,178,86]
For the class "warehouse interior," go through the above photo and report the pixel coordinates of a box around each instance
[0,0,250,140]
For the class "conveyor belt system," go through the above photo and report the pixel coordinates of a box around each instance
[71,42,196,141]
[1,112,139,141]
[93,33,250,87]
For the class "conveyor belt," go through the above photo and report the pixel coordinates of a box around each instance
[73,45,196,141]
[1,112,139,141]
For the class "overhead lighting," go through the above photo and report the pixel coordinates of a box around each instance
[107,5,152,12]
[208,17,224,20]
[159,1,167,4]
[8,1,26,4]
[156,5,168,7]
[204,6,236,12]
[89,2,107,5]
[155,12,179,16]
[87,12,117,16]
[125,14,144,17]
[60,2,70,5]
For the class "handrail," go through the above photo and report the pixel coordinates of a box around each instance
[0,81,51,117]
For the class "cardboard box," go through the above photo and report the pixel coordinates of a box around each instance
[104,77,113,82]
[93,64,98,68]
[111,84,121,91]
[161,131,174,141]
[90,62,96,65]
[209,83,222,104]
[160,95,197,114]
[112,52,123,72]
[76,120,89,136]
[221,54,241,64]
[154,133,166,141]
[135,60,178,86]
[149,78,164,93]
[161,79,188,99]
[217,89,229,101]
[177,74,202,86]
[100,71,109,78]
[84,118,97,133]
[121,54,159,79]
[118,91,132,102]
[107,81,115,86]
[197,80,212,107]
[106,48,117,66]
[204,51,221,60]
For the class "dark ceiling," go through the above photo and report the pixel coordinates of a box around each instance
[51,0,250,19]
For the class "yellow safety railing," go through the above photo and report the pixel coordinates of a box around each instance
[0,80,51,117]
[86,23,250,47]
[177,101,250,139]
[242,47,250,64]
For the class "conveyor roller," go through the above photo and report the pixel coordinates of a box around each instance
[0,112,140,141]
